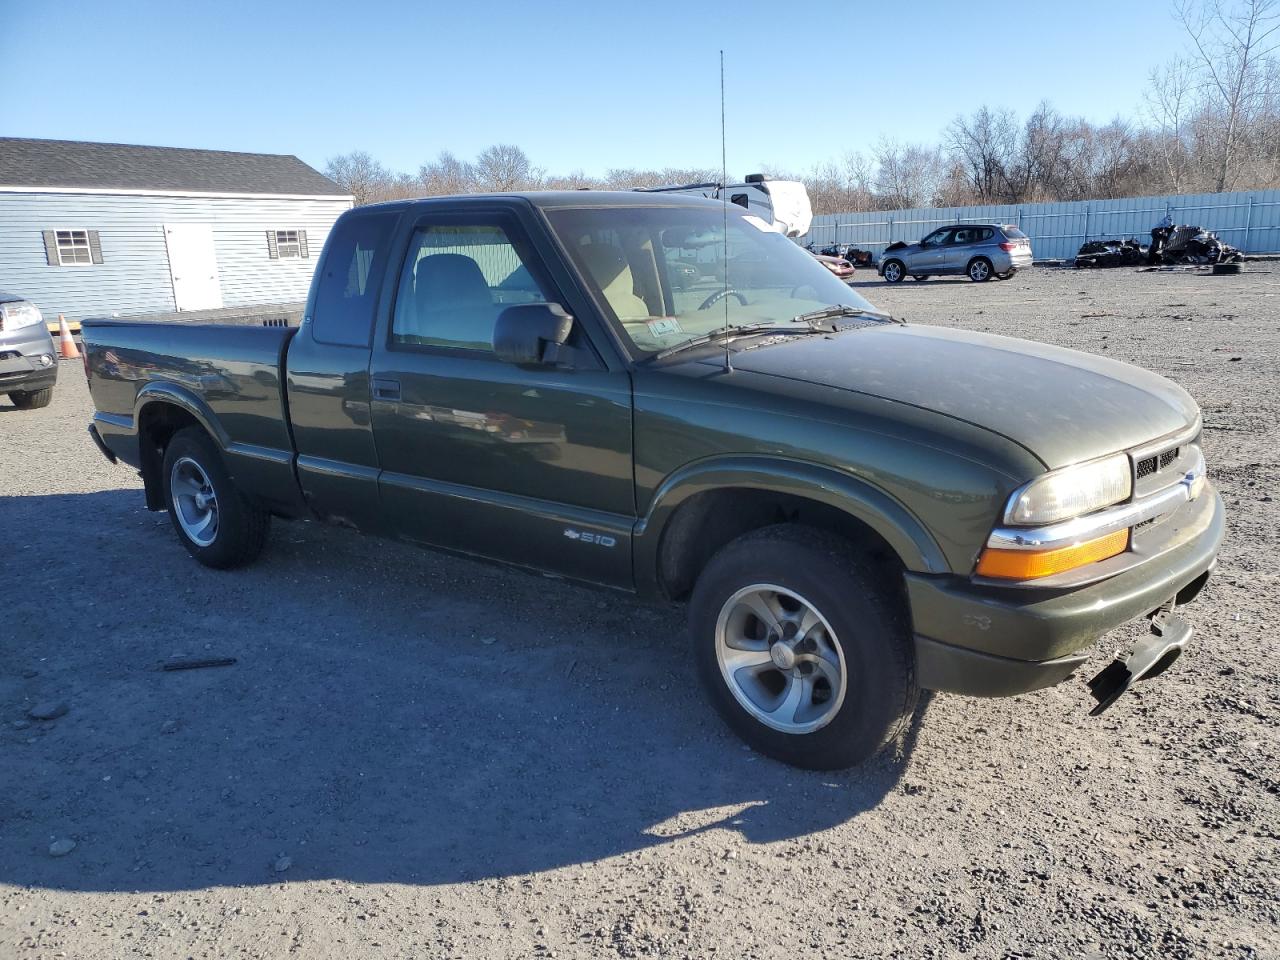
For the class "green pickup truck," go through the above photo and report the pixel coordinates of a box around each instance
[83,192,1224,769]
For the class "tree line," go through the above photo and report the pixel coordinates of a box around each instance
[326,0,1280,215]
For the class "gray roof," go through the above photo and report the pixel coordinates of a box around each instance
[0,137,348,197]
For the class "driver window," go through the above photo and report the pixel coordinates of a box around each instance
[391,222,552,352]
[922,229,951,247]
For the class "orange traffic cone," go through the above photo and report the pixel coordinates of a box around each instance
[57,315,80,360]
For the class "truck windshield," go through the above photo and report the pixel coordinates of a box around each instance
[546,205,877,356]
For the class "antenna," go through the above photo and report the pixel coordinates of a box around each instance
[720,49,732,374]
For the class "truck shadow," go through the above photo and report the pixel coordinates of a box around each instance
[1,489,929,893]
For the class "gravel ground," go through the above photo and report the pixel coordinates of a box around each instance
[1,266,1276,959]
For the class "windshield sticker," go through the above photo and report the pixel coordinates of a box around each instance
[743,215,773,232]
[647,318,683,337]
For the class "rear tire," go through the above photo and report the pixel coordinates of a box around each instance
[688,525,917,770]
[162,426,270,569]
[881,260,905,283]
[967,257,993,282]
[8,387,53,409]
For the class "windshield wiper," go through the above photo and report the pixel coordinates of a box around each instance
[648,321,818,362]
[790,304,894,326]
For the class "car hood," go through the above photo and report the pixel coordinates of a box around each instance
[725,323,1199,469]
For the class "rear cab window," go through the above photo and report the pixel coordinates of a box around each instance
[310,210,398,347]
[389,219,554,353]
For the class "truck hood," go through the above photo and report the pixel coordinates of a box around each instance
[725,323,1199,469]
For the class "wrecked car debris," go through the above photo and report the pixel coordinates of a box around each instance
[1075,238,1148,268]
[1151,225,1242,265]
[1075,225,1243,268]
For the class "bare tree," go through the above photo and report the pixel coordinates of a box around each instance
[873,139,946,208]
[1176,0,1280,190]
[324,151,394,206]
[946,106,1020,201]
[473,144,542,192]
[604,167,719,189]
[417,151,476,196]
[1145,56,1198,190]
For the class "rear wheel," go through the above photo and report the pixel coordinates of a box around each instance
[688,525,917,769]
[882,260,905,283]
[8,387,53,409]
[162,426,270,569]
[967,257,993,282]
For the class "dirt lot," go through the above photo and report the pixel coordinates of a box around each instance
[1,266,1276,960]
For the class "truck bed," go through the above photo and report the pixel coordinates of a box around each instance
[82,319,302,514]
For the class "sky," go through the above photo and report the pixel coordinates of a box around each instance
[1,0,1188,180]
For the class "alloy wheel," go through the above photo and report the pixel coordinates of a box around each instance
[170,456,219,547]
[714,584,848,734]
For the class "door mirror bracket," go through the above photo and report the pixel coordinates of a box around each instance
[494,302,575,366]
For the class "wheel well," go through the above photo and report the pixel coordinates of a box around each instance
[657,488,905,601]
[137,403,203,510]
[968,255,992,267]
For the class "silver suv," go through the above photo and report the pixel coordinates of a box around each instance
[878,224,1033,283]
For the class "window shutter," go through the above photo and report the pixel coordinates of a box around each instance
[42,230,60,266]
[266,231,279,259]
[298,230,309,258]
[88,230,104,264]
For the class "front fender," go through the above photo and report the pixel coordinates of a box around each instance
[632,455,949,597]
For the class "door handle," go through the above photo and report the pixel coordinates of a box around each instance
[372,378,401,401]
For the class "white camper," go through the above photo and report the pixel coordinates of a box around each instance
[641,174,813,239]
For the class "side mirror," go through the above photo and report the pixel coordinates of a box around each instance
[493,302,574,365]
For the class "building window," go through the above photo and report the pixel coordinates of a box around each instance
[42,229,103,266]
[267,229,309,259]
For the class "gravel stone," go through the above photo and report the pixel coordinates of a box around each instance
[28,701,68,721]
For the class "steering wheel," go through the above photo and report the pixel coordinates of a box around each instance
[698,288,747,311]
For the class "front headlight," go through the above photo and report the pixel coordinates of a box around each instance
[0,300,44,331]
[1005,453,1132,525]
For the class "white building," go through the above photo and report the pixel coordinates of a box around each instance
[0,137,351,320]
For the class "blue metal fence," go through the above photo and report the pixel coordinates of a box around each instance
[805,188,1280,260]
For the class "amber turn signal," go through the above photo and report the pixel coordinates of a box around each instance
[975,528,1130,580]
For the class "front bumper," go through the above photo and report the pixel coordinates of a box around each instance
[908,488,1225,697]
[0,328,58,394]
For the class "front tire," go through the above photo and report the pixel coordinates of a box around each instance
[162,426,270,569]
[688,525,917,770]
[9,387,53,409]
[881,260,905,283]
[967,257,993,282]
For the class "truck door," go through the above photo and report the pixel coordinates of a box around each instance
[368,206,634,587]
[286,207,400,532]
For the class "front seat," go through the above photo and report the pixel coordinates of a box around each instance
[411,253,495,349]
[576,243,650,321]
